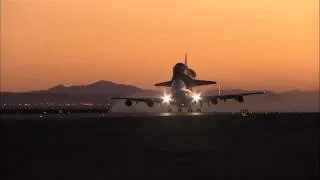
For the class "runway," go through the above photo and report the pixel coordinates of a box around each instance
[1,111,315,119]
[2,113,319,179]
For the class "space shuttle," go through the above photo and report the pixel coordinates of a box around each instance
[155,53,216,89]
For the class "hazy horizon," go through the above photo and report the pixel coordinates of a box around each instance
[1,0,319,92]
[0,79,319,93]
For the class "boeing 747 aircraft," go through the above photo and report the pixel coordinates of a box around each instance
[112,54,265,112]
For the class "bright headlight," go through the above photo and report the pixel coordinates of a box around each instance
[161,94,172,104]
[192,93,202,103]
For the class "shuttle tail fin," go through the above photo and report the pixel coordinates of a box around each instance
[184,53,188,66]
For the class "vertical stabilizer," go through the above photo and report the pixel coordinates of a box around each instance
[184,53,188,66]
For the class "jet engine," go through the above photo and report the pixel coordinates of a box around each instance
[146,101,154,107]
[235,96,244,103]
[125,99,133,106]
[210,98,218,105]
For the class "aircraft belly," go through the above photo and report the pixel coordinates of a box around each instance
[173,95,192,108]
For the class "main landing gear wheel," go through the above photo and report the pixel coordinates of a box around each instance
[177,108,182,112]
[187,108,193,113]
[167,108,173,113]
[196,108,202,113]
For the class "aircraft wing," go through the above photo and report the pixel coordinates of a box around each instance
[204,91,265,101]
[111,97,163,103]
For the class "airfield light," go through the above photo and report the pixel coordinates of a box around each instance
[162,94,172,104]
[192,93,202,103]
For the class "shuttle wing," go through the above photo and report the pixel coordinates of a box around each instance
[155,79,216,87]
[154,81,172,87]
[190,80,216,86]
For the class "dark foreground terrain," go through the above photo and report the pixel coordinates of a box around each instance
[2,113,319,179]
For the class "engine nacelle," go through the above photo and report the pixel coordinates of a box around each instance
[125,99,133,106]
[235,96,244,103]
[210,98,218,105]
[146,101,154,107]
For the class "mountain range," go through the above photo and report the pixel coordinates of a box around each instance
[1,80,319,112]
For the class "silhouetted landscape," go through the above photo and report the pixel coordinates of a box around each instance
[1,80,319,112]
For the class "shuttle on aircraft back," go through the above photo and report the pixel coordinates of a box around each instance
[112,53,265,112]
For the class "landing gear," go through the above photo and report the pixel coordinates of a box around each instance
[196,108,202,113]
[240,109,249,117]
[177,108,182,112]
[187,108,193,113]
[167,108,173,113]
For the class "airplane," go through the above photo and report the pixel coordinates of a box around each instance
[111,53,265,112]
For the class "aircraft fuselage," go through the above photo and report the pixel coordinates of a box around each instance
[167,79,201,108]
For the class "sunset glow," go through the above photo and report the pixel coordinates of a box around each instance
[1,0,319,92]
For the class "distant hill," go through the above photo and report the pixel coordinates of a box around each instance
[0,80,154,105]
[37,80,143,95]
[0,81,319,112]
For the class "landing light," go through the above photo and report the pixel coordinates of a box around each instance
[192,93,202,103]
[162,94,172,104]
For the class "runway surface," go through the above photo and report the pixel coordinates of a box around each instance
[1,111,317,119]
[2,113,319,179]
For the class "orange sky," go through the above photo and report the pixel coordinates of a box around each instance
[1,0,319,92]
